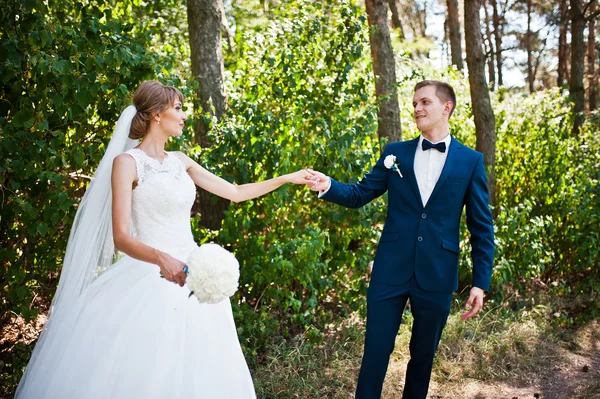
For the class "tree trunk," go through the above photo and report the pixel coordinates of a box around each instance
[465,0,496,208]
[187,0,230,229]
[418,2,428,38]
[526,0,535,93]
[570,0,586,135]
[388,0,406,39]
[588,1,597,110]
[447,0,464,70]
[365,0,402,142]
[491,0,503,86]
[558,0,570,87]
[483,0,496,90]
[220,0,235,53]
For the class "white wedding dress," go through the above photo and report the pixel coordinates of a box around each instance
[16,148,256,399]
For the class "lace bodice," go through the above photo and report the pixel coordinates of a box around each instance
[125,148,197,259]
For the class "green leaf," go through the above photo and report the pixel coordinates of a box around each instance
[52,59,70,74]
[37,223,48,237]
[74,150,85,166]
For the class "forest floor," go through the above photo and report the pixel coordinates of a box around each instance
[252,303,600,399]
[412,320,600,399]
[2,302,599,399]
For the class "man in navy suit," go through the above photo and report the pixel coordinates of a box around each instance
[307,80,495,399]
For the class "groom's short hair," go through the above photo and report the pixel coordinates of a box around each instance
[414,80,457,118]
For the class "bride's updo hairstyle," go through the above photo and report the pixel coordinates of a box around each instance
[129,80,184,140]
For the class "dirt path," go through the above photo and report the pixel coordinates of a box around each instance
[383,321,600,399]
[428,348,600,399]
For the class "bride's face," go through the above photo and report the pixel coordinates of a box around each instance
[158,101,187,137]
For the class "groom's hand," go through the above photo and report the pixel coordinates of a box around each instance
[306,169,331,192]
[461,286,484,320]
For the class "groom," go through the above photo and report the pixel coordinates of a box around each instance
[308,80,494,399]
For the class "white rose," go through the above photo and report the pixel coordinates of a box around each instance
[186,243,240,304]
[384,154,396,169]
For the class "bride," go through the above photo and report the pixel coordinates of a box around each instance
[16,80,311,398]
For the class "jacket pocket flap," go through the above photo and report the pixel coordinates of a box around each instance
[379,232,400,242]
[441,238,460,253]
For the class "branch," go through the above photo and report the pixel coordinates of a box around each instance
[533,39,549,84]
[584,8,600,21]
[583,0,596,16]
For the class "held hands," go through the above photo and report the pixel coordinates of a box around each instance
[286,169,314,185]
[305,169,330,192]
[283,168,330,191]
[157,252,187,287]
[461,286,485,320]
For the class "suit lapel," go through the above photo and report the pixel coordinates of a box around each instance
[427,136,462,204]
[402,137,423,206]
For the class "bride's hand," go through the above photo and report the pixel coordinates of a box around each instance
[286,169,313,185]
[157,252,187,287]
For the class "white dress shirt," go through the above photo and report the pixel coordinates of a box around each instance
[415,134,451,206]
[318,134,452,203]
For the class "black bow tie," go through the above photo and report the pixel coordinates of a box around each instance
[422,140,447,153]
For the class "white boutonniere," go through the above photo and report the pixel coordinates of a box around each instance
[383,155,403,178]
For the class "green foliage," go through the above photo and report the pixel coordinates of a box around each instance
[0,0,180,321]
[195,0,599,355]
[194,1,383,356]
[492,90,600,320]
[1,1,599,395]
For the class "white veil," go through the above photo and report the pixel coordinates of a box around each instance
[16,105,139,395]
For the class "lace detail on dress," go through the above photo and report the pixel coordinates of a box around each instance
[123,148,197,259]
[126,148,185,185]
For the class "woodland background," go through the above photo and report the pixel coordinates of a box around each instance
[1,0,599,397]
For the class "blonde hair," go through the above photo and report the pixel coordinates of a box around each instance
[129,81,184,139]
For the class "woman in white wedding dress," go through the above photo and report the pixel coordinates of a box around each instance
[16,81,311,399]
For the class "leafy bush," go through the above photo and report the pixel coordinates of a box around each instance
[0,0,181,321]
[492,90,600,316]
[193,1,385,357]
[2,0,598,389]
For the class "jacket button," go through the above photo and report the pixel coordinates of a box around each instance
[422,213,427,219]
[417,236,423,242]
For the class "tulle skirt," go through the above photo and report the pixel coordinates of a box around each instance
[16,255,256,399]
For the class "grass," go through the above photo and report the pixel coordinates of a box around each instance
[253,315,364,399]
[252,292,600,399]
[2,290,599,399]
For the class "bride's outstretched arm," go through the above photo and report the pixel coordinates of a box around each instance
[174,152,311,203]
[111,154,187,286]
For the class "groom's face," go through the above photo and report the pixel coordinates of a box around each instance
[412,86,451,132]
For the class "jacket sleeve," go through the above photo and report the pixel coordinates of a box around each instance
[320,146,389,209]
[465,153,495,291]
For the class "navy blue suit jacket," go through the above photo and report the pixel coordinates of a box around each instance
[321,136,494,293]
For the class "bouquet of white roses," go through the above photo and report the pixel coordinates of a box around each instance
[185,243,240,304]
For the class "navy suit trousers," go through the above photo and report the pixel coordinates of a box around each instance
[356,277,452,399]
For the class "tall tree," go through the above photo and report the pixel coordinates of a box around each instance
[388,0,406,39]
[570,0,600,133]
[483,0,496,89]
[187,0,229,229]
[490,0,504,86]
[526,0,535,92]
[588,0,597,110]
[570,0,586,135]
[447,0,464,69]
[558,0,570,87]
[465,0,497,207]
[400,1,428,39]
[365,0,402,142]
